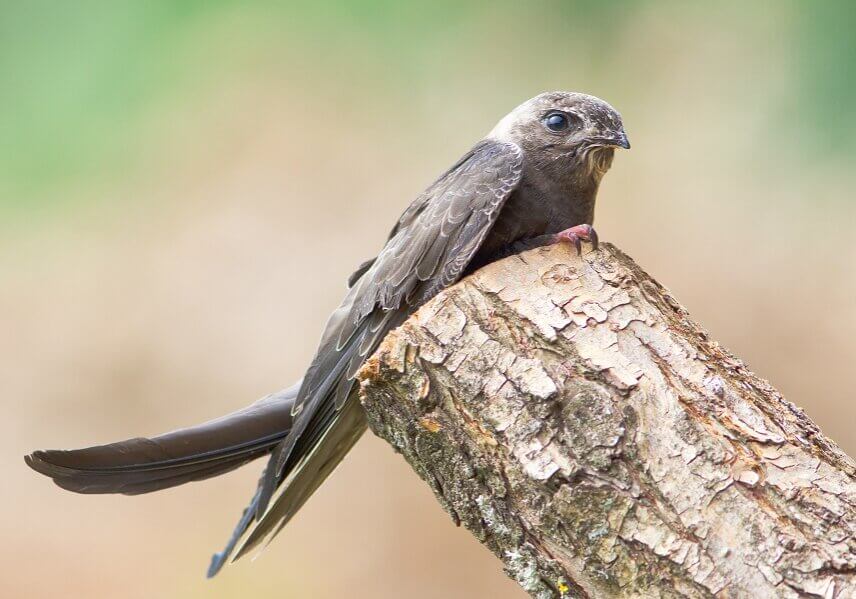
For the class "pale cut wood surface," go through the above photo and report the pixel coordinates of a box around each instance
[357,243,855,599]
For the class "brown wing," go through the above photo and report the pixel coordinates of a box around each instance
[340,139,524,350]
[210,139,523,574]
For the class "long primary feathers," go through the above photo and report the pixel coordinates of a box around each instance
[25,384,298,495]
[208,140,523,570]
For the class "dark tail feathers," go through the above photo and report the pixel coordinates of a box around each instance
[25,384,298,495]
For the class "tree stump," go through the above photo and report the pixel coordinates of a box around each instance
[357,243,855,599]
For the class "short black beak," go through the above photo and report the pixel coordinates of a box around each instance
[589,131,630,150]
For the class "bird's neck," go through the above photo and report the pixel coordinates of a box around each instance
[565,149,614,225]
[572,187,598,225]
[526,166,601,226]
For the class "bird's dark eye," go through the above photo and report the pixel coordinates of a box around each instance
[544,112,570,132]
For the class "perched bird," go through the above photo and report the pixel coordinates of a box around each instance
[26,91,629,576]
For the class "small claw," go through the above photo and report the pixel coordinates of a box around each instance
[554,224,599,255]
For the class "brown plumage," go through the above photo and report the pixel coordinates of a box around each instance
[25,384,297,495]
[25,91,629,577]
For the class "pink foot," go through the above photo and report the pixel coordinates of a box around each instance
[554,224,599,255]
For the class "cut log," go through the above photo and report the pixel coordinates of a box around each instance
[357,243,855,599]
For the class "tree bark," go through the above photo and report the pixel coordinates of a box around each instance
[356,243,855,599]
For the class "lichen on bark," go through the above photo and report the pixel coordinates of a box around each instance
[358,243,855,599]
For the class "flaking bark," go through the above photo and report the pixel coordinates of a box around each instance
[357,243,855,599]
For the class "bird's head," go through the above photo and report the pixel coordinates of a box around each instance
[488,91,629,183]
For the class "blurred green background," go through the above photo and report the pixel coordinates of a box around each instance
[3,2,854,598]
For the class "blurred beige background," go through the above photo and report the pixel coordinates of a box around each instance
[2,2,854,598]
